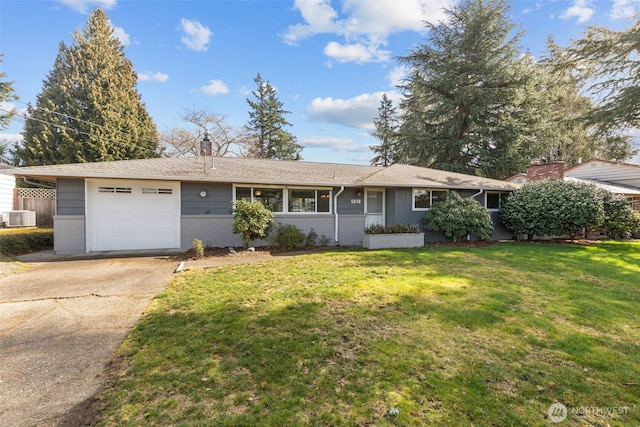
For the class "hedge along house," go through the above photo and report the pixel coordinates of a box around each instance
[11,157,520,254]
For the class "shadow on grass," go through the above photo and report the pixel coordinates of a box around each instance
[98,243,640,426]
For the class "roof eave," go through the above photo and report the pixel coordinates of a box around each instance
[12,171,356,187]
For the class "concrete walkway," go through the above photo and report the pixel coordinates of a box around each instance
[0,252,180,426]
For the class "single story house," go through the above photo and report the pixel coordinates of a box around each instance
[507,160,640,211]
[12,157,520,254]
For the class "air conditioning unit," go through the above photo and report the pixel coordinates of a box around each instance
[6,210,36,227]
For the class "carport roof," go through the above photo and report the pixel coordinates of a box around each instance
[12,157,520,190]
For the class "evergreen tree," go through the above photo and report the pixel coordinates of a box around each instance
[370,94,400,166]
[0,54,18,131]
[15,9,159,166]
[535,40,609,167]
[245,73,302,160]
[397,0,541,179]
[561,19,639,155]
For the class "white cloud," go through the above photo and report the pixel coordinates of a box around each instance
[299,135,368,152]
[609,0,640,19]
[180,18,213,52]
[387,66,408,88]
[307,91,401,129]
[56,0,116,13]
[561,0,595,23]
[200,79,229,95]
[138,71,169,82]
[324,41,390,64]
[0,133,23,144]
[340,0,450,36]
[283,0,341,45]
[284,0,452,64]
[111,25,130,46]
[521,1,544,14]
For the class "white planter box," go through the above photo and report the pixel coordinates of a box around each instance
[363,233,425,249]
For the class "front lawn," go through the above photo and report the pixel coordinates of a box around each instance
[97,242,640,426]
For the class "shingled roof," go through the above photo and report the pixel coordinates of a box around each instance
[12,157,519,190]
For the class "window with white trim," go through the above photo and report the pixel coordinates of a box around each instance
[412,189,448,210]
[234,186,285,212]
[234,186,331,213]
[485,192,509,210]
[288,189,331,213]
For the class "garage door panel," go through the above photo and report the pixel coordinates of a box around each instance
[87,180,180,252]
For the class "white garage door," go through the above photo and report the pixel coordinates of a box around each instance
[86,179,180,252]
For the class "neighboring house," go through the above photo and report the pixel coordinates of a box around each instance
[12,157,519,254]
[506,160,640,211]
[0,165,16,215]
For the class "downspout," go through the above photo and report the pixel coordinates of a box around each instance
[333,186,345,245]
[469,188,484,200]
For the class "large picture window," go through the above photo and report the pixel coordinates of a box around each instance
[413,189,448,210]
[234,186,331,213]
[288,189,331,213]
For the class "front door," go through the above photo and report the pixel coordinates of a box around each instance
[365,189,384,228]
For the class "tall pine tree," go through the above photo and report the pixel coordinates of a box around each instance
[0,54,18,163]
[536,39,620,167]
[397,0,541,179]
[558,20,639,159]
[370,94,400,166]
[245,73,302,160]
[15,8,159,166]
[0,54,18,131]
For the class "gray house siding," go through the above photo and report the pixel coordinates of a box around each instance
[181,182,233,215]
[336,187,364,214]
[54,215,85,253]
[383,187,513,244]
[181,215,243,249]
[490,211,513,240]
[54,179,86,253]
[53,176,515,254]
[336,215,366,246]
[56,179,85,215]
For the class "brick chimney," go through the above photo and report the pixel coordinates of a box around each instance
[526,161,565,182]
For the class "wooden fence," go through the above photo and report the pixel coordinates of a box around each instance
[13,188,56,228]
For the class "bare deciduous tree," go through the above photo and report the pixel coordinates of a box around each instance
[161,107,256,158]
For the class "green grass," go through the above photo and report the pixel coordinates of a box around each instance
[0,227,53,256]
[98,242,640,426]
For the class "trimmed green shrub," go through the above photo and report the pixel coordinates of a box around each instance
[423,191,493,242]
[232,199,274,247]
[271,224,305,251]
[599,190,640,239]
[0,228,54,256]
[193,238,204,258]
[501,179,604,239]
[364,223,421,234]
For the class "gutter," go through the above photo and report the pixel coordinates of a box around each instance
[23,177,56,189]
[333,186,345,245]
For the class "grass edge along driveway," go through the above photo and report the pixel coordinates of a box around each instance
[96,242,640,426]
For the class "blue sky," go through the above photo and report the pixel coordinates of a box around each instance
[1,0,638,165]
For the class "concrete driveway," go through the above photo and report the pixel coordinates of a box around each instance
[0,251,180,426]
